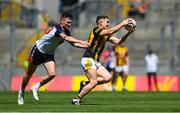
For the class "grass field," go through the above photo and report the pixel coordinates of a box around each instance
[0,91,180,112]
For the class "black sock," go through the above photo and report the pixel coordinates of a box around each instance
[85,81,90,85]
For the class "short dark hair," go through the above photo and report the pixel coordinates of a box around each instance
[60,12,73,20]
[96,15,108,24]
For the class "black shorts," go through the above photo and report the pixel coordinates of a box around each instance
[106,66,115,72]
[29,45,55,65]
[147,72,157,76]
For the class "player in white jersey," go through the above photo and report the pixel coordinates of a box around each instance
[18,12,89,105]
[145,49,159,91]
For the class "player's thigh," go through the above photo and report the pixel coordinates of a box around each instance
[113,71,119,78]
[97,66,112,80]
[43,61,56,75]
[86,69,98,82]
[123,71,128,76]
[123,65,129,75]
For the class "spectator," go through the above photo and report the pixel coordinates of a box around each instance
[144,48,159,91]
[40,10,49,30]
[138,0,148,19]
[112,45,129,91]
[102,46,116,91]
[128,0,139,17]
[128,0,148,19]
[102,46,111,63]
[102,46,116,73]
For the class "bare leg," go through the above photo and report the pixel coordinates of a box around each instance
[121,71,128,90]
[21,63,37,90]
[96,66,112,84]
[18,63,37,105]
[111,71,118,91]
[77,66,112,99]
[77,69,98,98]
[147,74,151,91]
[31,61,56,101]
[33,61,56,89]
[153,74,159,91]
[103,70,114,91]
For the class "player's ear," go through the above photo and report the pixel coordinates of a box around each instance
[61,17,66,22]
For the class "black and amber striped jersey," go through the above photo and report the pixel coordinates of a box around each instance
[114,45,128,66]
[83,27,110,61]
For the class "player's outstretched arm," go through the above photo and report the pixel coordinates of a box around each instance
[69,40,90,48]
[59,33,89,48]
[100,18,130,36]
[60,33,80,43]
[108,29,135,45]
[118,29,135,45]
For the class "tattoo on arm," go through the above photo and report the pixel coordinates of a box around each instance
[118,32,131,45]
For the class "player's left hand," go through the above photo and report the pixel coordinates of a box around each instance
[80,41,90,48]
[128,28,135,33]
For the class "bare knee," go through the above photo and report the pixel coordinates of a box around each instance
[89,79,98,87]
[48,72,56,78]
[104,75,112,82]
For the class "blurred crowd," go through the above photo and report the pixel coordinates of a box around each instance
[102,44,159,92]
[128,0,148,19]
[102,45,129,91]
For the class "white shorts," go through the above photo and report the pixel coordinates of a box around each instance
[115,65,129,73]
[81,57,102,70]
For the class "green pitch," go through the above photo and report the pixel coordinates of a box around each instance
[0,91,180,112]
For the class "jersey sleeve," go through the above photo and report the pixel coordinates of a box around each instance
[55,29,64,36]
[65,29,71,36]
[93,27,103,36]
[106,36,111,41]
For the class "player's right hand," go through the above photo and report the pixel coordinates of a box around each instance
[122,18,133,26]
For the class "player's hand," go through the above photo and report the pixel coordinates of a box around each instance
[80,41,90,48]
[122,18,132,26]
[128,28,135,33]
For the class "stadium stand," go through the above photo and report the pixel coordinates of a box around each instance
[0,0,180,77]
[54,0,180,75]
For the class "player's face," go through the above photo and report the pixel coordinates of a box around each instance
[99,18,109,29]
[61,17,72,29]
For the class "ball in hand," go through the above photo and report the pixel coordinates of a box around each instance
[124,18,136,31]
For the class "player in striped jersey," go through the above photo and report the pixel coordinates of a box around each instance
[113,45,129,91]
[72,16,135,105]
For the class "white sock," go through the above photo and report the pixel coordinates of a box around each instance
[33,82,41,90]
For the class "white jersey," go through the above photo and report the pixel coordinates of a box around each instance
[145,53,159,73]
[36,25,70,54]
